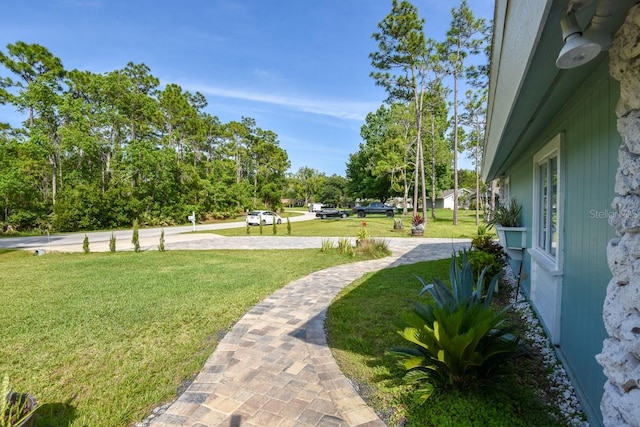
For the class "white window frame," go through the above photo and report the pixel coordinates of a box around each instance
[532,133,563,271]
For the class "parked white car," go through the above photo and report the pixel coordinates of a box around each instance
[246,210,282,226]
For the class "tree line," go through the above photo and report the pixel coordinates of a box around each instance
[0,42,289,232]
[347,0,490,225]
[1,0,490,234]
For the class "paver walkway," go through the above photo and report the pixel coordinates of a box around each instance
[149,238,469,427]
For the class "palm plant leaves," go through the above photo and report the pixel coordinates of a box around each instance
[392,251,527,402]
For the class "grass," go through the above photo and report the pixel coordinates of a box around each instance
[325,258,568,426]
[211,208,480,238]
[0,248,372,426]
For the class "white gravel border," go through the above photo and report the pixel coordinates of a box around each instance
[503,263,589,426]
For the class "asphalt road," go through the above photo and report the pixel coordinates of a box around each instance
[0,211,319,252]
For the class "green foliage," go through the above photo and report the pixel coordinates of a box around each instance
[0,42,290,233]
[246,223,250,235]
[82,235,89,254]
[471,235,505,264]
[463,250,502,286]
[355,221,370,245]
[337,238,355,256]
[258,220,263,235]
[320,239,336,252]
[1,375,37,427]
[487,199,523,228]
[132,220,140,252]
[109,232,116,253]
[356,237,390,259]
[272,218,277,235]
[477,224,487,236]
[158,229,165,252]
[286,217,291,235]
[326,258,563,427]
[392,252,527,401]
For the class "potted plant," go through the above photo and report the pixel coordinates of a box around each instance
[2,376,37,427]
[393,217,404,231]
[411,215,425,237]
[487,198,526,260]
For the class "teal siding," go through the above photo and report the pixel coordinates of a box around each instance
[561,72,619,424]
[502,61,619,426]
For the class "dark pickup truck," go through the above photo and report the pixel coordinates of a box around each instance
[352,202,397,218]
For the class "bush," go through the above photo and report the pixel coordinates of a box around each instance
[109,232,116,252]
[356,238,389,259]
[464,250,502,283]
[392,252,527,402]
[471,235,504,259]
[132,220,140,252]
[83,235,90,254]
[158,229,165,252]
[320,239,336,252]
[337,238,355,257]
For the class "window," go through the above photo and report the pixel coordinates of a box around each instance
[533,134,562,263]
[501,176,511,205]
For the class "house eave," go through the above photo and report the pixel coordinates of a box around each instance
[482,0,637,183]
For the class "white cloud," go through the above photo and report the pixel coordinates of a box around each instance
[179,82,377,122]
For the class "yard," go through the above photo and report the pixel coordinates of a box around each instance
[0,249,367,426]
[212,208,480,239]
[0,209,575,426]
[325,258,575,426]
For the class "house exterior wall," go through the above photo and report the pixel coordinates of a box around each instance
[424,199,444,209]
[502,60,620,425]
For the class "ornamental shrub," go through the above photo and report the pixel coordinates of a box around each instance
[392,252,527,403]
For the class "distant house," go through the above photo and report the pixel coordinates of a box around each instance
[483,1,639,425]
[425,188,472,210]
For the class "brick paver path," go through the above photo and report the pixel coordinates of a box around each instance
[149,238,469,427]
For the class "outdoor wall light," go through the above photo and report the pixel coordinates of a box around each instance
[556,11,601,69]
[583,0,613,51]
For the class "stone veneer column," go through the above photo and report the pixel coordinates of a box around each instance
[596,5,640,426]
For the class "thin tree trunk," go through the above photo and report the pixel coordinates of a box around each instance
[475,136,480,226]
[431,114,437,220]
[453,68,459,226]
[412,141,419,218]
[419,136,428,225]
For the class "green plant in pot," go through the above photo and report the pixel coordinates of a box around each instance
[1,376,37,427]
[487,198,523,228]
[487,199,526,258]
[411,215,425,236]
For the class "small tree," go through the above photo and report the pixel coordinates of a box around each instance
[287,217,292,235]
[158,229,165,251]
[272,218,277,235]
[132,220,140,252]
[82,235,89,254]
[259,219,263,235]
[109,232,116,252]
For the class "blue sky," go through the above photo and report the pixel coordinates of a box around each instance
[0,0,493,176]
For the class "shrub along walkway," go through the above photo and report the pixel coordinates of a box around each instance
[147,237,469,427]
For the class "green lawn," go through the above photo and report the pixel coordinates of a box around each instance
[326,259,568,426]
[212,208,481,239]
[0,249,368,426]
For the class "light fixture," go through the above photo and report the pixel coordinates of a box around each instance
[556,12,601,69]
[583,14,611,50]
[583,0,613,50]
